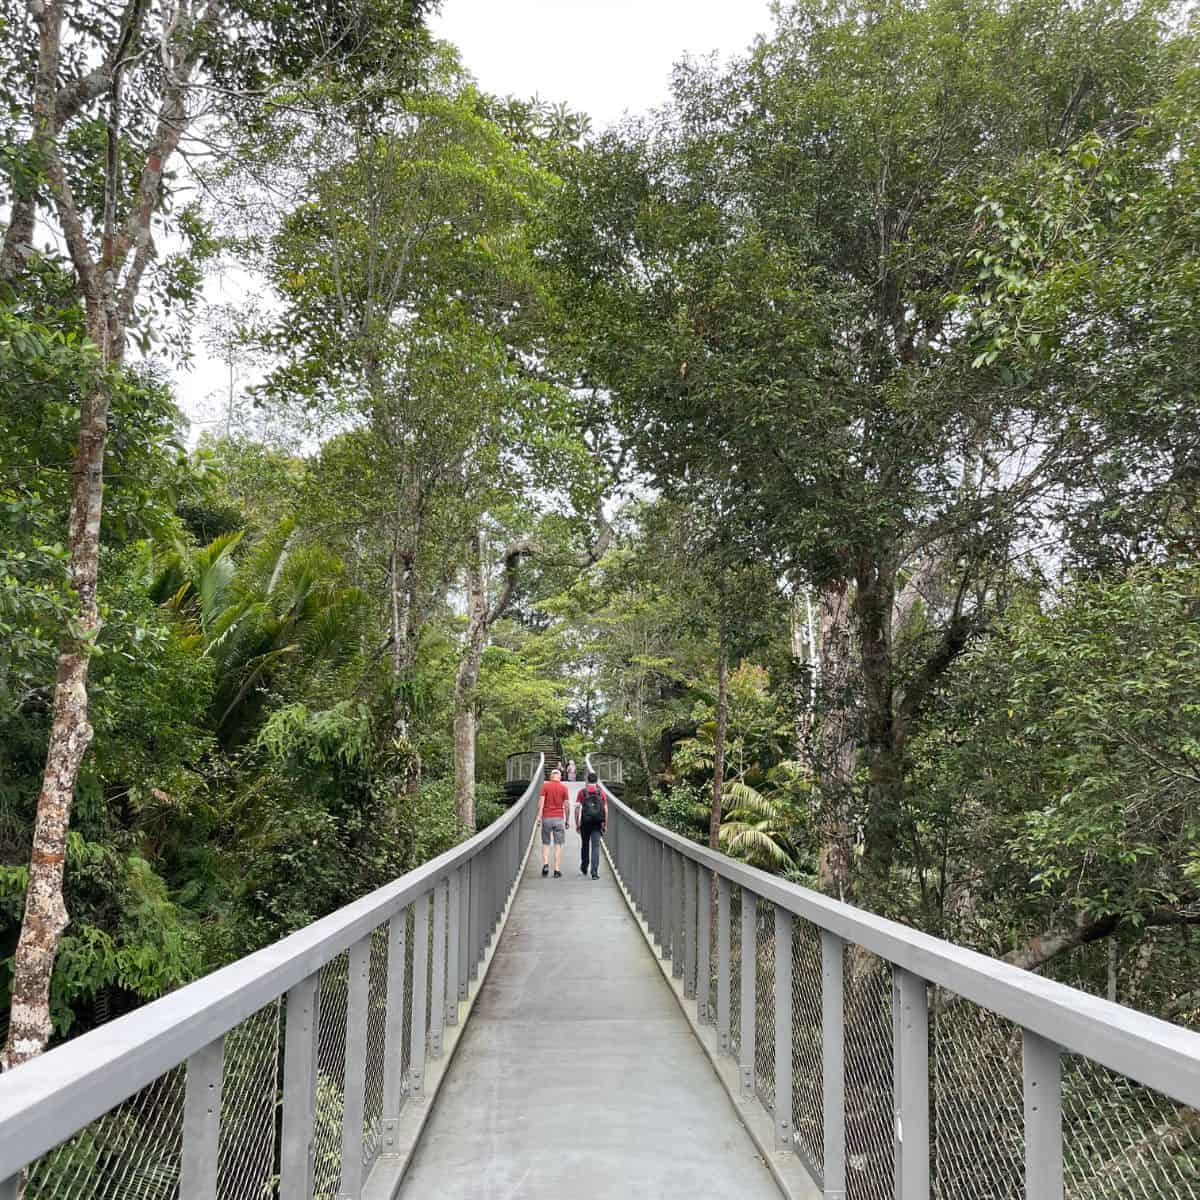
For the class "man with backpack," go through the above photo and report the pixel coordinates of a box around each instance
[575,771,607,879]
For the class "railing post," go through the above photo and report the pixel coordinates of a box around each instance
[697,864,712,1023]
[673,851,685,979]
[181,1035,223,1200]
[446,868,461,1025]
[468,854,481,982]
[339,934,371,1200]
[659,841,670,958]
[894,968,930,1199]
[381,909,407,1153]
[411,891,429,1102]
[821,930,847,1200]
[430,878,447,1057]
[775,907,794,1153]
[1023,1031,1063,1200]
[0,1177,16,1199]
[717,874,731,1053]
[281,972,321,1198]
[740,889,757,1098]
[684,856,697,998]
[458,860,471,999]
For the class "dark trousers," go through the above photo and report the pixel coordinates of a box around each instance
[580,822,603,876]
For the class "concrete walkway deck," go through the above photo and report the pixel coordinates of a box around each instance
[398,785,781,1199]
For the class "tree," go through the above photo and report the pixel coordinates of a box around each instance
[0,0,433,1069]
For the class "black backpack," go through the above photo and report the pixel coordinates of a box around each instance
[580,786,604,823]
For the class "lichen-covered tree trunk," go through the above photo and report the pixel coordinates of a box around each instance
[817,579,856,901]
[453,532,488,831]
[708,648,729,851]
[4,367,111,1069]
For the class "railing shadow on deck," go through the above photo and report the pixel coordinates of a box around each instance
[0,757,545,1200]
[589,755,1200,1200]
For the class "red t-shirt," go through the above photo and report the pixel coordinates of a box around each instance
[540,779,569,819]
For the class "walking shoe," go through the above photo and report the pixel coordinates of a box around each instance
[541,864,549,877]
[580,864,587,875]
[591,873,599,880]
[553,870,562,878]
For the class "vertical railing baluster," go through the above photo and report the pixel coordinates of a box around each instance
[697,864,712,1023]
[458,861,471,1000]
[673,851,685,979]
[181,1035,223,1200]
[740,889,756,1098]
[410,891,429,1102]
[339,934,371,1199]
[430,879,447,1057]
[894,968,930,1198]
[774,907,794,1153]
[684,856,697,998]
[1023,1031,1063,1200]
[821,930,847,1200]
[381,909,407,1153]
[717,875,731,1053]
[446,869,461,1026]
[468,854,481,982]
[281,973,321,1198]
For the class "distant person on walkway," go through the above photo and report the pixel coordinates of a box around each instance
[538,768,569,878]
[575,771,607,879]
[566,759,577,782]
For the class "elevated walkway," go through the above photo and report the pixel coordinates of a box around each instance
[3,756,1200,1200]
[400,795,779,1198]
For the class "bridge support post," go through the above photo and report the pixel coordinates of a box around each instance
[1023,1030,1063,1200]
[411,891,429,1102]
[820,930,847,1199]
[740,889,756,1098]
[339,934,371,1199]
[446,869,461,1025]
[684,857,697,998]
[697,865,712,1023]
[181,1035,223,1200]
[893,968,930,1199]
[281,972,321,1198]
[717,875,731,1053]
[430,879,447,1057]
[775,907,794,1154]
[381,909,407,1153]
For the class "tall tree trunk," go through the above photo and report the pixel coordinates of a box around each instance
[854,554,902,886]
[453,532,488,831]
[708,647,729,851]
[389,525,421,795]
[816,580,855,901]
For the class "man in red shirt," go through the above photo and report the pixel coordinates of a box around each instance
[537,768,569,878]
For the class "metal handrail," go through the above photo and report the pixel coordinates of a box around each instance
[0,756,544,1188]
[590,754,1200,1199]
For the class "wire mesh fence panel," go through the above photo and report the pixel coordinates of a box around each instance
[930,990,1023,1199]
[1062,1056,1200,1200]
[755,895,777,1109]
[24,1064,185,1200]
[792,917,824,1174]
[218,999,280,1200]
[843,948,894,1200]
[312,951,349,1200]
[424,898,435,1035]
[362,923,389,1170]
[707,875,719,1025]
[730,883,743,1060]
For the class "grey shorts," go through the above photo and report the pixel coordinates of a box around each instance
[540,817,565,845]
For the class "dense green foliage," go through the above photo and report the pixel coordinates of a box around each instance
[1,0,1198,1087]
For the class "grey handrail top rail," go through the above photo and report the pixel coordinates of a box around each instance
[0,755,544,1182]
[588,756,1200,1112]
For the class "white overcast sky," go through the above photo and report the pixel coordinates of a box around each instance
[178,1,776,435]
[429,0,775,129]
